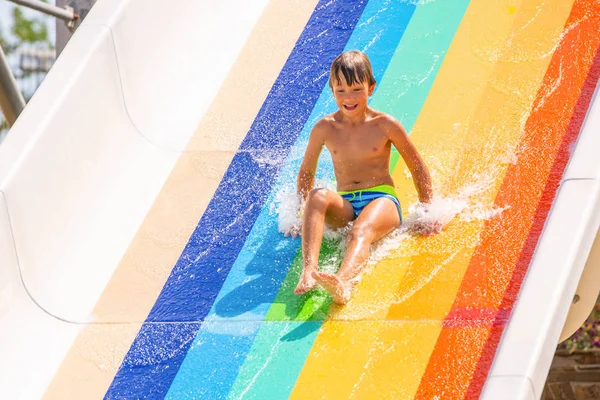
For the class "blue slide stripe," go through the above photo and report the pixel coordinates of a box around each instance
[165,1,416,398]
[104,0,369,398]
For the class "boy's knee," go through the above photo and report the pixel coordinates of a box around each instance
[306,188,331,211]
[347,224,373,243]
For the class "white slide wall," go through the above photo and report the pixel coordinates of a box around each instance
[0,0,268,398]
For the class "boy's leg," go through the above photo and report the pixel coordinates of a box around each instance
[294,188,354,295]
[313,197,400,303]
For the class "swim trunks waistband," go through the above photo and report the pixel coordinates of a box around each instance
[338,184,402,223]
[338,184,399,198]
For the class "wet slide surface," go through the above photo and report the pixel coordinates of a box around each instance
[14,0,599,398]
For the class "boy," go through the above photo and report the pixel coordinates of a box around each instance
[285,51,434,304]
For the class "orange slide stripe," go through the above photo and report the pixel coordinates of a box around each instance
[466,24,600,400]
[416,0,600,398]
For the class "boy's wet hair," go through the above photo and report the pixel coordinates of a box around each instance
[329,51,376,88]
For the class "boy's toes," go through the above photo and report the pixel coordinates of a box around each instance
[293,284,308,295]
[312,272,351,304]
[294,275,316,295]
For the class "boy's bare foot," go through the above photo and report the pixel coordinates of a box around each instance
[294,269,317,295]
[312,271,352,304]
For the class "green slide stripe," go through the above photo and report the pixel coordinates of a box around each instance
[375,0,471,171]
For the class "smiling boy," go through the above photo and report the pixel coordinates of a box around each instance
[285,50,434,304]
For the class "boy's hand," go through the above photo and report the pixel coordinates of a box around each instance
[284,224,302,239]
[278,191,304,239]
[408,201,444,235]
[284,196,305,239]
[410,217,443,236]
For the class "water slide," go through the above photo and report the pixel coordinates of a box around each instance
[1,0,600,398]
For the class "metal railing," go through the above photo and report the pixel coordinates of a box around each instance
[0,46,25,127]
[0,0,79,129]
[7,0,79,30]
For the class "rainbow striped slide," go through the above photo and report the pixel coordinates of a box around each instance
[1,0,600,398]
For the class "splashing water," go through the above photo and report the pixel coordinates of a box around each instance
[271,165,509,314]
[274,169,508,260]
[273,178,339,238]
[369,168,510,267]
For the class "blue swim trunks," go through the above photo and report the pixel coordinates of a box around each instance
[339,184,402,223]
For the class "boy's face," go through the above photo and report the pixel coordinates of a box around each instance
[331,74,375,117]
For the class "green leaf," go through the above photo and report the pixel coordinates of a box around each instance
[11,7,50,45]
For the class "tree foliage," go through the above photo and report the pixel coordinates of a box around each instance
[1,3,53,56]
[11,7,50,46]
[0,3,54,135]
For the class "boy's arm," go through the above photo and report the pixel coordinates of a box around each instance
[283,121,325,238]
[385,116,433,203]
[297,121,326,201]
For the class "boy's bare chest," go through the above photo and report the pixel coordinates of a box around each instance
[325,128,389,158]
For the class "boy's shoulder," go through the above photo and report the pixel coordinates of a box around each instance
[368,109,404,134]
[370,108,400,125]
[312,112,338,131]
[307,114,336,142]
